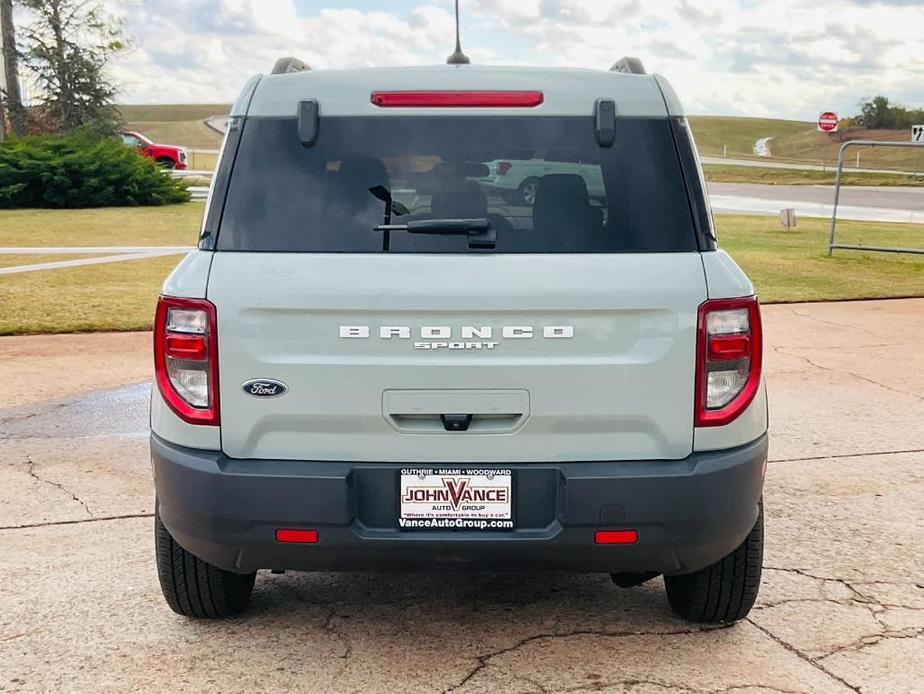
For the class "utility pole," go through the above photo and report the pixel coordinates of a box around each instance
[0,60,6,140]
[0,1,7,139]
[1,0,26,137]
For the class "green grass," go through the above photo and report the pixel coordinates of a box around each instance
[0,205,920,334]
[689,116,811,158]
[125,120,221,150]
[703,165,924,186]
[689,116,923,172]
[117,104,231,122]
[0,203,204,247]
[0,255,183,334]
[0,203,201,334]
[117,104,229,151]
[768,128,922,171]
[185,152,218,171]
[717,215,924,303]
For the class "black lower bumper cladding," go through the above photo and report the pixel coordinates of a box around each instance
[152,433,767,576]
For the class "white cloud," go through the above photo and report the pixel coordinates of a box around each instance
[93,0,923,120]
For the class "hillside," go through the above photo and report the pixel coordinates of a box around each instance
[116,106,922,173]
[117,104,230,150]
[688,116,812,158]
[689,115,921,171]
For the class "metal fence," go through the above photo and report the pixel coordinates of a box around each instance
[171,151,217,200]
[828,140,924,256]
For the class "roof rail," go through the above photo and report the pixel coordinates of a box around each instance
[271,57,311,75]
[610,57,646,75]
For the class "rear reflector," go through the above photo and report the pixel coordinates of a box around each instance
[595,530,638,545]
[371,91,544,108]
[276,529,319,544]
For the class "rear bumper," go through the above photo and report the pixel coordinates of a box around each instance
[152,433,767,575]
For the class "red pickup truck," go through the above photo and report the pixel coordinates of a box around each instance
[121,131,188,170]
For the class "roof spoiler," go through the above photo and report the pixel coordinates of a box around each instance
[272,57,311,75]
[610,57,646,75]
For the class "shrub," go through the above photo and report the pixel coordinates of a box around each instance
[0,134,191,208]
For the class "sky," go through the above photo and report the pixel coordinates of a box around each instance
[46,0,924,120]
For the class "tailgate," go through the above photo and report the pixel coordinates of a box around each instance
[209,252,706,462]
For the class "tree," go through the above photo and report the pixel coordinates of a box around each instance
[860,95,892,129]
[857,95,924,131]
[19,0,124,133]
[1,0,28,136]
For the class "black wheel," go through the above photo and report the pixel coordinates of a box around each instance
[156,157,176,170]
[664,502,763,624]
[155,509,256,618]
[518,177,541,206]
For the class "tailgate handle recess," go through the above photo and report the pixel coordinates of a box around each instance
[383,389,530,435]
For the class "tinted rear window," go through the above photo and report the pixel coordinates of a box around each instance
[216,116,697,253]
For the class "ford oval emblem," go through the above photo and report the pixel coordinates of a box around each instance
[242,379,288,398]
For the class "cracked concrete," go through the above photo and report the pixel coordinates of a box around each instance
[0,436,153,528]
[764,299,924,463]
[0,298,922,693]
[25,458,93,518]
[772,346,924,403]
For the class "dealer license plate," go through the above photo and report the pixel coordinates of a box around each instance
[398,468,513,530]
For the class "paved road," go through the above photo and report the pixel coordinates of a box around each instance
[710,183,924,210]
[701,155,922,176]
[709,182,924,223]
[0,300,922,692]
[203,116,229,138]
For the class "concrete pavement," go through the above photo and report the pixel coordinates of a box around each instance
[1,299,922,693]
[0,247,191,276]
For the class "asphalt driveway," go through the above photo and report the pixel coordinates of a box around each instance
[1,299,922,693]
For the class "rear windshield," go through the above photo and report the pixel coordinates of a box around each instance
[215,116,697,253]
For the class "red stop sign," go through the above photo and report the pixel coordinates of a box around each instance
[818,111,839,132]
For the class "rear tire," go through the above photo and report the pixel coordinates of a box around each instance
[155,509,256,618]
[664,502,763,624]
[518,177,541,206]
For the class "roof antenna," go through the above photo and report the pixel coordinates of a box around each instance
[446,0,470,65]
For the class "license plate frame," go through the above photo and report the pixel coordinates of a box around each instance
[397,468,514,531]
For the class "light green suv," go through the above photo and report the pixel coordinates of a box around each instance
[150,57,768,623]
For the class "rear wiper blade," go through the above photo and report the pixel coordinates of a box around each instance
[374,218,496,249]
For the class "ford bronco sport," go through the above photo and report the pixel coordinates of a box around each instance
[151,58,768,623]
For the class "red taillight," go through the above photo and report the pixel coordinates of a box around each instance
[165,334,207,361]
[154,296,220,426]
[595,530,638,545]
[496,161,512,176]
[708,334,750,361]
[276,529,319,544]
[371,91,544,108]
[695,297,762,428]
